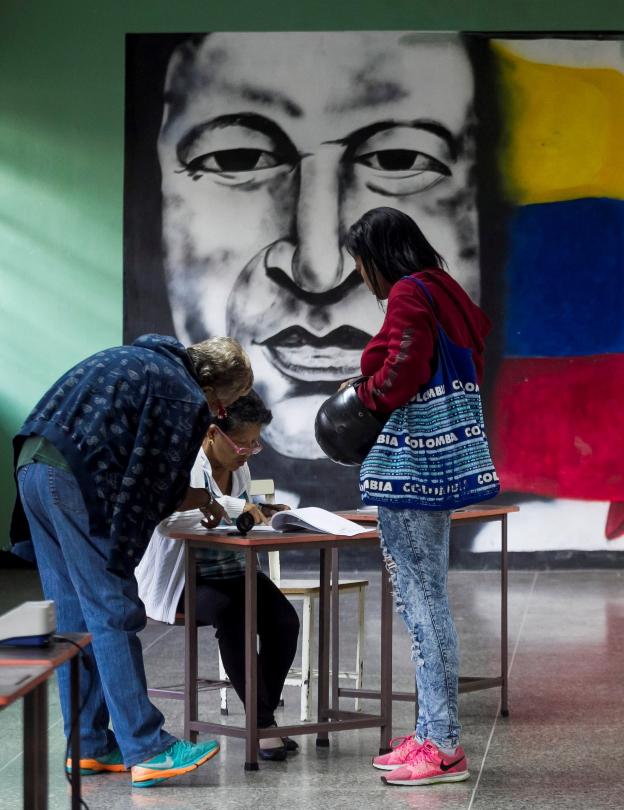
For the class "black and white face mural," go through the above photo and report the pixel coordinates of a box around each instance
[125,31,481,508]
[159,33,480,449]
[127,31,624,551]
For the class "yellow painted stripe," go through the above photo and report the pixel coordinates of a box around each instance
[494,43,624,204]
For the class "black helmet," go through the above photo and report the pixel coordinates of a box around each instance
[315,382,386,466]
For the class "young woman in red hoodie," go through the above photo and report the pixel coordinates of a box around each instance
[345,207,492,787]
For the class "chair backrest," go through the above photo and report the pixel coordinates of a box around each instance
[249,479,280,585]
[248,479,275,503]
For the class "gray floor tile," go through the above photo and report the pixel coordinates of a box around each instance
[2,567,624,809]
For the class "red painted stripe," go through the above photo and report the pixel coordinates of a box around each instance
[606,502,624,540]
[491,356,624,501]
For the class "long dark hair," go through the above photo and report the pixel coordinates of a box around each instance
[345,207,446,300]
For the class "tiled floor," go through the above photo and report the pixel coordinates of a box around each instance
[1,565,623,809]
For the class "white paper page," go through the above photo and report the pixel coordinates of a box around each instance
[270,507,368,536]
[161,507,368,536]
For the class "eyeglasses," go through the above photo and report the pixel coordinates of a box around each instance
[214,425,263,456]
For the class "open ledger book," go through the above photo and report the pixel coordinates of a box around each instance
[161,507,370,538]
[227,507,368,536]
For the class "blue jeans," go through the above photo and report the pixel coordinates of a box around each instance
[17,463,176,767]
[378,507,460,748]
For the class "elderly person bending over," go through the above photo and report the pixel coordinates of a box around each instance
[11,334,252,788]
[137,390,300,761]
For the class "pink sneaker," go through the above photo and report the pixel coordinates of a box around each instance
[381,740,469,786]
[372,734,422,770]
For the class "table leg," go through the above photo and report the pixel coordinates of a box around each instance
[501,514,509,717]
[24,681,48,810]
[316,548,331,747]
[379,563,393,754]
[70,656,81,810]
[244,547,258,770]
[184,543,199,742]
[331,547,339,712]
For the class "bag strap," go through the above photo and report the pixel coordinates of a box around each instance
[404,275,476,370]
[403,275,441,323]
[403,276,458,363]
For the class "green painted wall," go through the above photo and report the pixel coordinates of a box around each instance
[1,0,623,547]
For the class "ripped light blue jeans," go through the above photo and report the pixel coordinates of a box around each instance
[379,507,460,748]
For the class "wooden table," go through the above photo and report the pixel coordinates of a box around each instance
[162,524,387,770]
[157,504,516,769]
[0,633,92,810]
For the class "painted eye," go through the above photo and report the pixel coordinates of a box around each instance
[354,149,452,197]
[185,148,285,174]
[356,149,450,176]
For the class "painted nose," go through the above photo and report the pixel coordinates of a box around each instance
[268,152,345,293]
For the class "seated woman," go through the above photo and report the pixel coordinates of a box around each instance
[136,390,300,761]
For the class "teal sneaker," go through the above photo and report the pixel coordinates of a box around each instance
[66,747,128,775]
[131,739,220,788]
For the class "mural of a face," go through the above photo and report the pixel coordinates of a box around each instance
[158,32,478,460]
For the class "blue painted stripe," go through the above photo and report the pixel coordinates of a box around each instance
[504,198,624,357]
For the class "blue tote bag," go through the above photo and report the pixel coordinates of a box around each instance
[359,277,500,510]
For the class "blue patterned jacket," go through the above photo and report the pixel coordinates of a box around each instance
[12,334,212,575]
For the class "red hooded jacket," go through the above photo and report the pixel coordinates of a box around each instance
[357,268,491,414]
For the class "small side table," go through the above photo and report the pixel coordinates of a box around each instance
[0,632,92,810]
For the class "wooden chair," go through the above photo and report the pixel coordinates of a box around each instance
[216,480,369,721]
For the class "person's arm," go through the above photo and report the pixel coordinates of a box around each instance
[358,284,437,414]
[199,462,265,525]
[217,494,248,519]
[206,492,271,525]
[176,486,226,528]
[257,502,290,517]
[176,486,214,511]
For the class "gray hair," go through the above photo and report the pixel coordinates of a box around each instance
[187,337,253,399]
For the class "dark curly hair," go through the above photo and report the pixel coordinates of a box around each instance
[213,389,272,434]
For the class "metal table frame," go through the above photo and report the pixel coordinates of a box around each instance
[0,633,91,810]
[337,507,517,726]
[155,505,516,769]
[0,664,53,810]
[174,529,389,770]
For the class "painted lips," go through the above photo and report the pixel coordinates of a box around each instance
[259,325,371,381]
